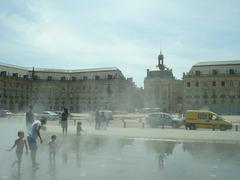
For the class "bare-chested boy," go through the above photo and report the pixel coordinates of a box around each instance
[8,130,28,174]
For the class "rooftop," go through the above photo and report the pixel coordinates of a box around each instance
[193,60,240,67]
[0,62,120,73]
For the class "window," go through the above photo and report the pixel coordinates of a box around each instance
[95,75,100,80]
[221,81,225,86]
[230,81,234,87]
[107,75,113,80]
[47,76,52,81]
[212,70,217,75]
[72,77,76,81]
[229,69,235,75]
[83,76,88,80]
[212,81,216,86]
[0,71,7,77]
[212,89,216,98]
[61,76,66,81]
[195,71,201,76]
[23,75,28,79]
[12,73,18,78]
[198,113,208,120]
[187,82,190,87]
[195,82,199,87]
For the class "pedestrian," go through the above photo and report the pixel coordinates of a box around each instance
[7,130,28,175]
[100,112,106,129]
[26,105,34,132]
[27,117,46,169]
[48,135,57,164]
[76,121,83,135]
[61,108,69,134]
[95,109,100,129]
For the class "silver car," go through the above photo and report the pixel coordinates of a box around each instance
[145,113,183,128]
[35,111,59,121]
[0,110,12,118]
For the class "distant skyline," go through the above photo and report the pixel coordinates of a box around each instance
[0,0,240,87]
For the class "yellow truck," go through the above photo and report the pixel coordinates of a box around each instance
[185,110,232,131]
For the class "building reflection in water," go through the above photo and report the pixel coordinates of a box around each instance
[144,140,177,169]
[182,142,240,162]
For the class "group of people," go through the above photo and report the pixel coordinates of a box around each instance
[7,106,78,175]
[95,110,108,129]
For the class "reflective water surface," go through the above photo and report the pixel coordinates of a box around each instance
[0,121,240,180]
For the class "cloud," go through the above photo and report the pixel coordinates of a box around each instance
[0,0,240,87]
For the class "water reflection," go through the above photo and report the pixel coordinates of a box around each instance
[75,136,80,168]
[48,161,56,180]
[1,122,240,180]
[183,142,240,162]
[144,140,177,169]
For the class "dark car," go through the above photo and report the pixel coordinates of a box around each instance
[145,113,183,128]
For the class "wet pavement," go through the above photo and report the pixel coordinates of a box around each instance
[0,119,240,180]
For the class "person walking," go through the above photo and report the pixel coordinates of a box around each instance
[61,108,69,135]
[95,109,100,129]
[26,106,34,132]
[100,112,107,129]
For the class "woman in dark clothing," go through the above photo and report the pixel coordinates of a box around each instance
[61,108,69,134]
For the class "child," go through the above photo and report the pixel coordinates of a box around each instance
[8,131,28,174]
[77,121,83,135]
[48,135,57,163]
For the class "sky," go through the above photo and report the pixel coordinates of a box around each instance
[0,0,240,87]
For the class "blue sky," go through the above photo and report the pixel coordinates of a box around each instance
[0,0,240,87]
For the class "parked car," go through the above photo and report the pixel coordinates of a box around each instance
[0,110,13,118]
[184,110,232,130]
[145,112,183,128]
[35,111,59,121]
[99,110,113,121]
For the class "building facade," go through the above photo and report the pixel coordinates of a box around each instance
[183,61,240,115]
[0,63,138,112]
[144,52,183,113]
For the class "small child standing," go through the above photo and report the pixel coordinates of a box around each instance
[48,135,57,163]
[77,121,83,135]
[8,131,28,175]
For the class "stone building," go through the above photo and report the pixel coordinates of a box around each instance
[144,52,183,113]
[0,63,138,112]
[183,61,240,115]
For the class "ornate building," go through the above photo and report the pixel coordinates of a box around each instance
[183,61,240,115]
[144,52,183,113]
[0,63,138,112]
